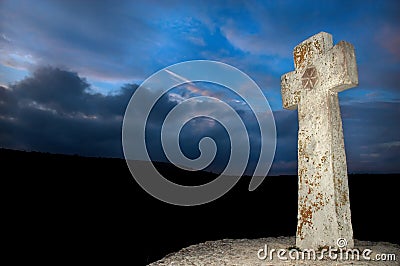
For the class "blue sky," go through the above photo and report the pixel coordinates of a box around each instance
[0,0,399,174]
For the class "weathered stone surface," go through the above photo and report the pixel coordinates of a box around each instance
[149,237,399,265]
[281,32,358,250]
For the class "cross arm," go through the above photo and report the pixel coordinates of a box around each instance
[320,41,358,93]
[281,70,302,110]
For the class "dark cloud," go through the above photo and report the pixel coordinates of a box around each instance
[269,110,298,175]
[1,67,399,174]
[342,101,400,173]
[142,86,264,175]
[269,101,400,175]
[0,67,136,156]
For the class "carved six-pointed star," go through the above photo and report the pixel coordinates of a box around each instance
[302,66,318,89]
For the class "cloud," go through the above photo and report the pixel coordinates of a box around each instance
[0,1,399,174]
[0,67,136,156]
[1,66,399,174]
[0,0,177,82]
[376,24,400,61]
[341,101,400,173]
[269,101,400,175]
[0,67,269,175]
[1,0,399,106]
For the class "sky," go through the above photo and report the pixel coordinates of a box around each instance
[0,0,399,175]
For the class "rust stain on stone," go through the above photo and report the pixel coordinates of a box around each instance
[294,42,312,69]
[314,172,322,181]
[314,40,322,54]
[298,139,304,154]
[294,90,301,104]
[297,203,313,240]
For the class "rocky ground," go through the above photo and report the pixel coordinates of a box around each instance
[149,237,399,266]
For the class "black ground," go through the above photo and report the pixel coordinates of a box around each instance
[2,148,399,264]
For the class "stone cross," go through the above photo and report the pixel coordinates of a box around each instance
[281,32,358,250]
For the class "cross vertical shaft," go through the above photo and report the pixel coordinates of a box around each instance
[281,32,358,249]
